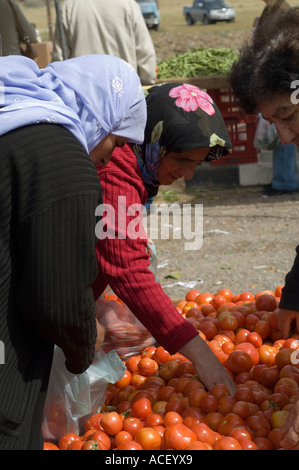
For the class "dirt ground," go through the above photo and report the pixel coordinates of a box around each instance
[151,181,299,301]
[152,30,251,63]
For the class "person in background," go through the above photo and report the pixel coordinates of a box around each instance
[92,82,236,396]
[230,6,299,449]
[52,0,157,85]
[253,0,298,197]
[0,53,146,450]
[0,0,37,56]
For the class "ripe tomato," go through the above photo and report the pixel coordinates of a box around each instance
[239,292,254,302]
[192,422,217,446]
[114,430,133,448]
[232,401,259,419]
[195,292,214,305]
[86,430,111,450]
[211,294,227,310]
[122,417,143,437]
[153,346,170,365]
[200,395,219,413]
[258,344,278,367]
[84,412,104,432]
[162,423,197,450]
[255,293,277,312]
[186,289,201,302]
[163,411,183,427]
[235,342,259,366]
[43,442,59,450]
[131,397,152,420]
[210,383,231,400]
[254,320,271,340]
[245,415,271,438]
[185,441,212,450]
[218,313,239,331]
[135,427,162,450]
[116,441,143,450]
[200,303,216,316]
[225,350,253,375]
[100,412,123,436]
[125,355,141,373]
[159,361,179,381]
[213,436,242,450]
[144,413,164,428]
[217,413,245,436]
[137,357,158,377]
[238,438,258,450]
[199,319,218,340]
[216,288,233,302]
[246,331,263,348]
[275,348,293,369]
[114,369,132,388]
[58,432,81,450]
[218,396,237,415]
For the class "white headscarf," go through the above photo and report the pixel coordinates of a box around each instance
[0,54,146,152]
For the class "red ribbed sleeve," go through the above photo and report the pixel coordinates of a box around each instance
[92,145,197,354]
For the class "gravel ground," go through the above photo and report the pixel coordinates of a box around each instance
[151,182,299,301]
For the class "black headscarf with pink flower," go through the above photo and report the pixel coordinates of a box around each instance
[133,82,232,198]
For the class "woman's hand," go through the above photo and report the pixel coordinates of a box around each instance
[178,335,236,396]
[278,308,299,338]
[281,400,299,449]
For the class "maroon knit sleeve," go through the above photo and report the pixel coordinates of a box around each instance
[93,150,197,354]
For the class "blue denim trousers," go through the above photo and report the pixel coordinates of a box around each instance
[272,142,299,191]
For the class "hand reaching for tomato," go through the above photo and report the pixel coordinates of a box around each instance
[278,308,299,339]
[281,400,299,449]
[178,335,237,397]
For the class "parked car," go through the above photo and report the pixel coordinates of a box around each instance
[136,0,160,30]
[183,0,236,25]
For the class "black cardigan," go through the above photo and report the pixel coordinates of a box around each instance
[0,124,102,448]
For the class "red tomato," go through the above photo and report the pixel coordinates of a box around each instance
[84,412,104,432]
[144,413,164,428]
[192,422,217,446]
[225,350,253,375]
[186,289,201,302]
[58,433,81,450]
[131,397,152,421]
[255,293,277,312]
[159,361,179,381]
[43,442,59,450]
[238,438,258,450]
[137,357,159,377]
[135,427,162,450]
[125,355,141,373]
[162,423,197,450]
[195,292,214,305]
[163,411,183,427]
[114,430,133,448]
[185,441,212,450]
[217,413,245,436]
[245,415,271,438]
[87,430,111,450]
[239,292,254,302]
[246,331,263,348]
[116,441,143,450]
[153,346,170,365]
[259,344,278,367]
[122,417,143,437]
[100,412,123,436]
[213,436,242,450]
[216,288,233,302]
[210,383,231,400]
[235,342,259,365]
[200,395,219,413]
[211,294,227,310]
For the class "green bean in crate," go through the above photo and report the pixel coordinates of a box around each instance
[157,47,239,79]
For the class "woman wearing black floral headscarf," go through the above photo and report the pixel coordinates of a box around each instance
[92,83,235,395]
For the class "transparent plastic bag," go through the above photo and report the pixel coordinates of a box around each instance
[254,114,280,150]
[42,346,125,442]
[95,296,156,361]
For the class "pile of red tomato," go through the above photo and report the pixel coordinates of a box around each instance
[44,286,299,451]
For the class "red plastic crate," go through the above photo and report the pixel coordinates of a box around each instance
[206,88,258,165]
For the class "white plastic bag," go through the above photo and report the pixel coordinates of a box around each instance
[254,114,280,150]
[42,347,125,442]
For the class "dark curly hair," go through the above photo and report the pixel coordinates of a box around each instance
[229,6,299,114]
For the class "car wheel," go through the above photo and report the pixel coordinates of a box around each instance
[186,13,195,25]
[203,14,210,25]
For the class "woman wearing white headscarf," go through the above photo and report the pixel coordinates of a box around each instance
[0,54,146,450]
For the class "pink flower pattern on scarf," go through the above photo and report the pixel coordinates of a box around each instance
[169,84,215,115]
